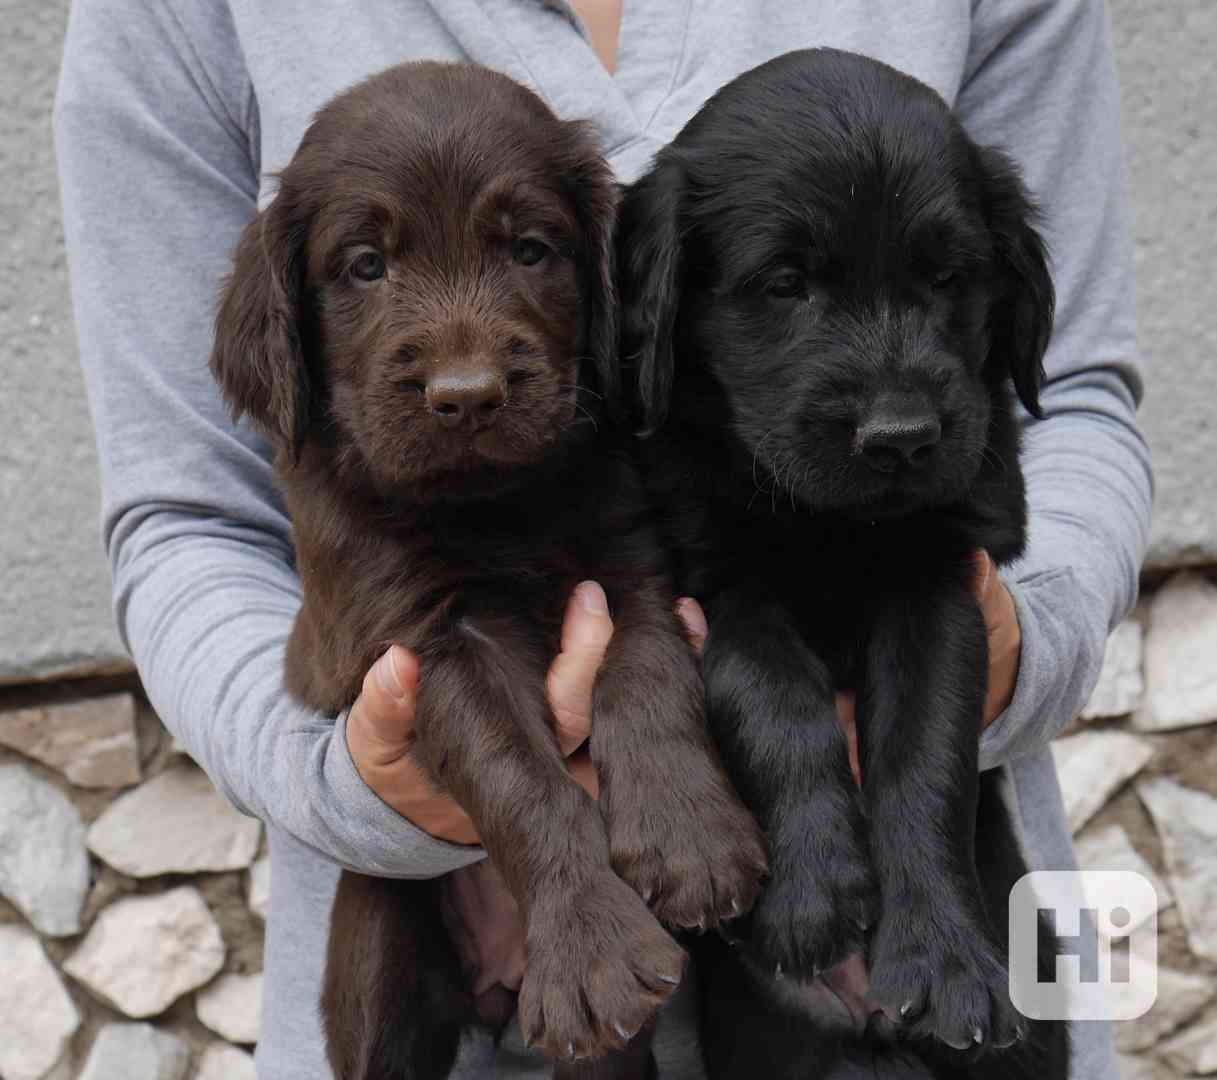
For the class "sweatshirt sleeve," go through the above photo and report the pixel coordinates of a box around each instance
[957,0,1154,770]
[53,0,482,878]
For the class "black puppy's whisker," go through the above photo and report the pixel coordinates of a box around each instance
[569,400,599,432]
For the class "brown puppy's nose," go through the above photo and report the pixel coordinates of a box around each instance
[857,416,941,473]
[425,370,508,429]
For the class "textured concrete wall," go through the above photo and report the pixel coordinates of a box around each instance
[0,0,126,682]
[0,0,1213,678]
[1110,1,1217,568]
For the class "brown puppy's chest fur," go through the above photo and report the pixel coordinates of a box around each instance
[283,443,639,715]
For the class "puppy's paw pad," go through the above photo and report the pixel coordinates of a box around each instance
[518,872,685,1059]
[609,788,767,933]
[870,920,1014,1054]
[746,815,877,977]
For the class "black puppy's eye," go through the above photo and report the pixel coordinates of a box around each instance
[349,250,386,282]
[931,268,958,289]
[511,237,550,267]
[766,271,807,299]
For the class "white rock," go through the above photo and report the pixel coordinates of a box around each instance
[1074,824,1172,936]
[1112,964,1214,1052]
[78,1023,189,1080]
[1135,572,1217,732]
[248,854,270,921]
[1050,730,1154,833]
[196,971,263,1045]
[1081,621,1145,719]
[1158,1013,1217,1075]
[63,886,225,1018]
[1116,1054,1165,1080]
[0,926,80,1080]
[0,694,140,788]
[0,762,89,936]
[1138,778,1217,962]
[195,1044,257,1080]
[87,764,261,877]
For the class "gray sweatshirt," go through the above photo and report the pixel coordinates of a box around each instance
[54,1,1148,1077]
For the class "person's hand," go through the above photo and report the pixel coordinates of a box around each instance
[346,580,616,846]
[835,550,1021,786]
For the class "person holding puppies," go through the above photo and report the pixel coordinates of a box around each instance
[56,1,1147,1077]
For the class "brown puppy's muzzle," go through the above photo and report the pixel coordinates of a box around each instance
[425,363,509,431]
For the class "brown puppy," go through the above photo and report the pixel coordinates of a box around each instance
[209,62,766,1080]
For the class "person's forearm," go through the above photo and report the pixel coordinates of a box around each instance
[116,511,484,877]
[982,371,1152,769]
[53,0,480,879]
[960,0,1152,768]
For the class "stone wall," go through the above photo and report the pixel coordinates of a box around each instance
[0,682,264,1079]
[4,575,1216,1079]
[0,2,1213,1079]
[1060,572,1217,1078]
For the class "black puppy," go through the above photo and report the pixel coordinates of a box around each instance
[619,50,1067,1078]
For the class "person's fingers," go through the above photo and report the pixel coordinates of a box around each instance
[351,645,420,760]
[565,745,601,800]
[675,597,709,655]
[347,645,482,845]
[971,550,1000,627]
[970,549,1022,728]
[547,581,614,757]
[834,690,861,788]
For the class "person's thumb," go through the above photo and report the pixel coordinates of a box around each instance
[352,644,421,755]
[547,581,614,756]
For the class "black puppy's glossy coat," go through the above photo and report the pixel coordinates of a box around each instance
[619,50,1067,1078]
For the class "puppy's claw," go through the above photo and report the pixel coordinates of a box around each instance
[614,1021,636,1042]
[899,1000,915,1019]
[730,897,741,916]
[995,1022,1028,1049]
[659,973,681,986]
[856,899,872,932]
[973,1027,985,1045]
[567,1042,577,1061]
[641,887,653,904]
[774,963,784,980]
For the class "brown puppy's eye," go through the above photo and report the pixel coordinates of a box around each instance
[349,251,386,282]
[511,237,549,267]
[766,271,807,300]
[931,268,958,289]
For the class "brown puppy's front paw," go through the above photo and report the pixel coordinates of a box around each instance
[607,775,768,932]
[518,871,685,1061]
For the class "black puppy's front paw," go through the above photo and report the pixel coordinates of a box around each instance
[868,908,1023,1052]
[747,798,877,977]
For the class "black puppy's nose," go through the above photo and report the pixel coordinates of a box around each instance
[426,370,508,429]
[857,416,941,473]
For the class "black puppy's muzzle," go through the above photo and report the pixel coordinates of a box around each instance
[854,400,942,475]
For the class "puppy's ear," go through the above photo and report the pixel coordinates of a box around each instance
[618,156,685,435]
[210,187,311,457]
[563,124,620,418]
[977,146,1055,418]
